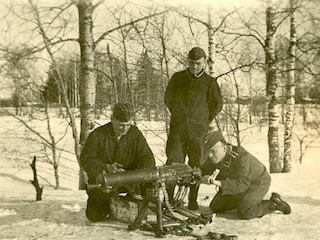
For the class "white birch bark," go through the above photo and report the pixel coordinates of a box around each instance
[78,0,96,189]
[266,4,281,173]
[283,0,297,173]
[207,7,215,76]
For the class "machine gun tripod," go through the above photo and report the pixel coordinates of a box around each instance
[87,163,213,237]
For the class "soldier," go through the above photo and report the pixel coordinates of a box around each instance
[198,131,291,219]
[80,102,155,222]
[164,47,223,210]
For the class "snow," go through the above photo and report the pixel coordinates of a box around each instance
[0,116,320,240]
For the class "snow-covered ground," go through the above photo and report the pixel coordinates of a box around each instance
[0,115,320,240]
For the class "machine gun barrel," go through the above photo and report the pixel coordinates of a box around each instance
[89,163,201,191]
[85,164,213,237]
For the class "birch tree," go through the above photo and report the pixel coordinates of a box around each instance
[207,7,215,76]
[283,0,297,173]
[76,0,96,188]
[76,0,166,187]
[1,0,167,189]
[266,4,282,173]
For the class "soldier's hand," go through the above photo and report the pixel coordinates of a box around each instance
[200,175,213,185]
[106,162,125,173]
[200,169,220,185]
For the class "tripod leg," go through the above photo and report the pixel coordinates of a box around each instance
[155,187,165,237]
[128,198,148,231]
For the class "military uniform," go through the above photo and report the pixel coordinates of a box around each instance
[80,103,155,222]
[164,47,223,208]
[200,145,273,219]
[165,69,223,167]
[81,123,155,184]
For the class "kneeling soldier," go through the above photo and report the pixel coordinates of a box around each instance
[196,131,291,220]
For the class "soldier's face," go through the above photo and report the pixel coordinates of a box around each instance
[208,141,226,164]
[112,118,132,137]
[188,57,206,75]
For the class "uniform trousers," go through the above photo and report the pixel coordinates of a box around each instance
[210,181,272,220]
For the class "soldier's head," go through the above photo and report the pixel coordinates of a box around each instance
[187,47,207,75]
[204,131,227,164]
[111,102,133,137]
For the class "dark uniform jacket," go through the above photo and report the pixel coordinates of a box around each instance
[201,145,271,195]
[164,69,223,139]
[80,122,155,184]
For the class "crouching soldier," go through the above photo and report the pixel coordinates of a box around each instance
[196,131,291,220]
[80,102,155,222]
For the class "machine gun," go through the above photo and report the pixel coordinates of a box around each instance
[87,163,213,237]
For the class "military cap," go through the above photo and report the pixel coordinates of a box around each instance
[188,47,206,60]
[203,131,225,148]
[112,102,133,122]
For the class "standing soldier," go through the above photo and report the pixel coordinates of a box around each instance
[164,47,223,210]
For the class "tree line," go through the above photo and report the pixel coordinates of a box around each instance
[0,0,319,189]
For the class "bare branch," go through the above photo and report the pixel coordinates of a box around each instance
[221,31,265,49]
[94,10,167,48]
[93,0,106,11]
[216,61,260,80]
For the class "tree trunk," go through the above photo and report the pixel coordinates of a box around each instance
[266,5,281,173]
[161,24,171,136]
[30,0,81,188]
[122,38,136,121]
[207,7,215,76]
[30,156,43,201]
[283,0,297,173]
[44,103,60,189]
[78,0,96,189]
[107,44,118,103]
[54,164,60,189]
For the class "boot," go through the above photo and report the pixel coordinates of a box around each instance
[188,200,199,211]
[270,192,291,214]
[188,185,199,210]
[164,183,175,204]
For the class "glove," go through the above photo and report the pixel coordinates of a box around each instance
[106,162,125,173]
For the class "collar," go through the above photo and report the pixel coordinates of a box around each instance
[186,69,205,78]
[109,124,125,142]
[218,145,238,168]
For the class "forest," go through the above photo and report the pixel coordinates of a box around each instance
[0,0,320,190]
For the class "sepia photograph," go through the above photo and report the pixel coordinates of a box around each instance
[0,0,319,239]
